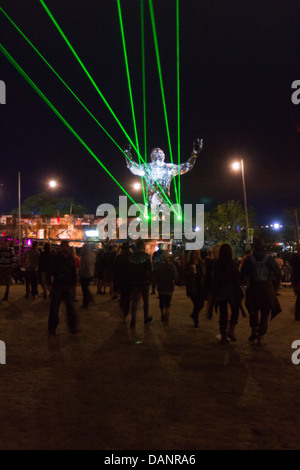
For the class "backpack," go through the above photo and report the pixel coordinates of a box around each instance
[250,254,269,281]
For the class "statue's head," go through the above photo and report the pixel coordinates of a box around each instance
[150,148,165,164]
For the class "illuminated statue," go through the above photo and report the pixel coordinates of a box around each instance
[125,138,203,208]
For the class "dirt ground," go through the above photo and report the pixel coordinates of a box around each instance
[0,282,299,451]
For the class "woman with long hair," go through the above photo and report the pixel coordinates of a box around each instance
[212,243,243,344]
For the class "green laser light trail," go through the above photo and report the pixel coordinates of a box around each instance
[0,6,173,210]
[176,0,181,207]
[140,0,148,205]
[39,0,140,157]
[117,0,140,156]
[117,0,147,207]
[148,0,180,207]
[0,6,124,154]
[141,0,147,162]
[39,0,174,209]
[0,43,142,212]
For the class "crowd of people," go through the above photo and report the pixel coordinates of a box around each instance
[0,236,299,345]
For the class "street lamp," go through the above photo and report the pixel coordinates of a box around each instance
[49,179,57,189]
[133,182,141,191]
[232,159,249,249]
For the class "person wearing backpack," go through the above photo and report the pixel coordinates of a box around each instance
[241,238,282,345]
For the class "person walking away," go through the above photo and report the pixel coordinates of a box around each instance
[283,260,292,284]
[274,254,284,294]
[211,243,244,344]
[70,246,80,302]
[95,248,104,294]
[154,250,178,324]
[24,241,40,299]
[151,243,164,295]
[114,242,132,318]
[204,244,220,319]
[241,238,282,344]
[79,243,95,308]
[47,240,78,335]
[129,239,152,328]
[290,243,300,321]
[186,250,206,327]
[101,246,115,295]
[0,239,16,301]
[38,242,52,299]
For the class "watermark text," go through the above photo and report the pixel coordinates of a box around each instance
[0,80,6,104]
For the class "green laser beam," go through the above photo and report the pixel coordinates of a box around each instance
[0,43,143,212]
[0,6,125,155]
[117,0,147,207]
[141,0,147,161]
[39,0,140,156]
[1,4,176,212]
[117,0,140,156]
[39,0,174,209]
[1,5,173,210]
[140,0,147,204]
[148,0,180,206]
[176,0,181,207]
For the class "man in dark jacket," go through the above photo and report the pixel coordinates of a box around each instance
[0,239,16,301]
[154,251,178,323]
[47,241,78,335]
[151,242,164,295]
[129,239,152,328]
[241,238,282,344]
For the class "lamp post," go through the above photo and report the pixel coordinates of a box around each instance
[232,159,249,249]
[47,179,58,241]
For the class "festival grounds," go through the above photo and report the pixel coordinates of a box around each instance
[0,282,299,451]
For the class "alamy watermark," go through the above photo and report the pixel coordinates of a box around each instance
[291,340,300,365]
[0,80,6,104]
[0,341,6,364]
[96,196,204,250]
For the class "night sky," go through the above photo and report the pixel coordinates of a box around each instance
[1,0,300,224]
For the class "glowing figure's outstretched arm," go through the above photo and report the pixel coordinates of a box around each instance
[173,138,203,176]
[124,144,145,176]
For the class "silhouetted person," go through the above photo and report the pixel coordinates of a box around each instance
[114,242,132,318]
[0,238,16,301]
[24,241,40,299]
[154,250,178,324]
[101,245,115,295]
[186,250,206,327]
[290,243,300,321]
[151,242,164,295]
[204,244,220,319]
[212,243,243,344]
[129,239,152,328]
[241,238,282,344]
[38,242,52,300]
[79,243,95,308]
[47,241,78,335]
